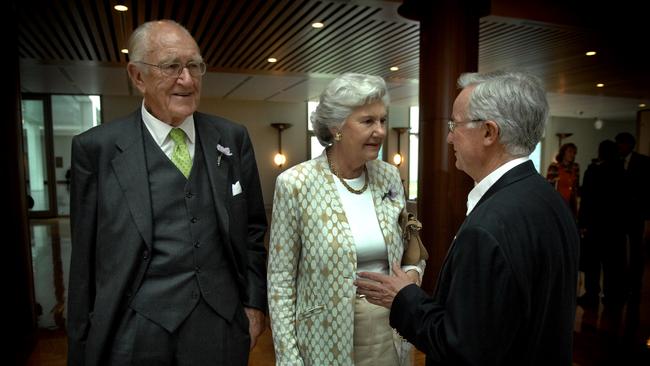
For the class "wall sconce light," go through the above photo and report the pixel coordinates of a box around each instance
[556,132,573,146]
[392,127,409,166]
[271,123,292,167]
[593,118,604,130]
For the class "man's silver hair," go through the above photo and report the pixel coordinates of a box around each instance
[458,70,549,156]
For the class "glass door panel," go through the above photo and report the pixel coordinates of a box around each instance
[22,98,55,215]
[51,95,101,216]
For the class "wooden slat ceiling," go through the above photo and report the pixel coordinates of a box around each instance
[18,0,420,80]
[16,0,650,116]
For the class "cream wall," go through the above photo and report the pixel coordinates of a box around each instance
[102,96,307,207]
[385,105,410,186]
[541,116,635,182]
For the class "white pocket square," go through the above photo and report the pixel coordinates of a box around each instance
[232,181,242,196]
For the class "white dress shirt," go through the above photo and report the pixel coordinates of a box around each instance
[141,102,196,160]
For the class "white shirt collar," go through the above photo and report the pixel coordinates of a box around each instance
[140,102,195,147]
[466,157,529,215]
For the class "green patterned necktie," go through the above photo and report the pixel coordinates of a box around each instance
[169,128,192,178]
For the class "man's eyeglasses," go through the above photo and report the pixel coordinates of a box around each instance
[134,61,207,78]
[447,119,485,132]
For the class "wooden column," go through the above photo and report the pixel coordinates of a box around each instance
[398,0,488,292]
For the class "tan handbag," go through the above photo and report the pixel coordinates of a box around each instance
[399,210,429,265]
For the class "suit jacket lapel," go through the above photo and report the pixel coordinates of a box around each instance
[318,154,356,257]
[435,160,537,297]
[195,115,231,240]
[111,113,153,249]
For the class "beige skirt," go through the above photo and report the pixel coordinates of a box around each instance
[353,296,400,366]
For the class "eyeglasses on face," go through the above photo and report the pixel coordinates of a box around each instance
[134,60,207,78]
[447,118,485,132]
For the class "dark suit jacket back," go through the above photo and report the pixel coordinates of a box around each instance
[391,161,579,366]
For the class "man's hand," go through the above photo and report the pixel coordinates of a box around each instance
[244,307,265,350]
[354,263,415,309]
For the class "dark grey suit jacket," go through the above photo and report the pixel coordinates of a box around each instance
[390,161,579,365]
[67,110,267,365]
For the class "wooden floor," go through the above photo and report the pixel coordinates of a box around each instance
[25,218,649,365]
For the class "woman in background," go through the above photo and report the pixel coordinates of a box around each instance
[547,142,580,217]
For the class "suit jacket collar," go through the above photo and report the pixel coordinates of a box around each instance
[111,110,153,249]
[474,160,537,212]
[433,161,537,299]
[195,114,231,241]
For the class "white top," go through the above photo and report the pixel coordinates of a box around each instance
[332,170,420,276]
[466,157,529,215]
[141,102,196,160]
[334,173,389,275]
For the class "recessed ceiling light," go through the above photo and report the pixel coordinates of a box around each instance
[114,5,128,12]
[390,66,399,71]
[120,48,129,54]
[596,83,604,88]
[312,22,324,29]
[267,57,277,63]
[585,51,596,56]
[640,103,647,108]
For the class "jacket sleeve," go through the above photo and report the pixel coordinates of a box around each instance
[390,226,522,365]
[67,136,98,366]
[267,172,304,365]
[238,128,269,311]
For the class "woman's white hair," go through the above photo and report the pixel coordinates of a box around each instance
[311,73,390,146]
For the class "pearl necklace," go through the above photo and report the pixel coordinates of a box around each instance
[326,148,369,195]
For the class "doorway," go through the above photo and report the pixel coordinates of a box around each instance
[21,94,101,218]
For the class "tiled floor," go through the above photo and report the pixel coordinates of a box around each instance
[26,218,649,365]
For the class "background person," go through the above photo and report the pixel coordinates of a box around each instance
[615,132,650,303]
[67,20,267,365]
[356,70,579,365]
[267,73,425,366]
[547,142,580,217]
[577,139,626,307]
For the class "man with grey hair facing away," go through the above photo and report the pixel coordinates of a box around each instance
[356,70,579,365]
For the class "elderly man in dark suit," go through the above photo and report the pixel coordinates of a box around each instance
[67,20,267,365]
[356,71,579,365]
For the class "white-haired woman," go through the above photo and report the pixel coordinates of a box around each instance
[268,73,425,366]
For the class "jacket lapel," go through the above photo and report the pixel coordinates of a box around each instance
[434,160,537,297]
[111,113,153,249]
[369,164,392,256]
[319,154,357,257]
[195,115,231,240]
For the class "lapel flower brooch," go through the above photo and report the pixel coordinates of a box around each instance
[382,187,398,201]
[216,144,233,166]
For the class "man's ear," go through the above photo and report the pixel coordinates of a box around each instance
[127,63,146,94]
[483,120,500,146]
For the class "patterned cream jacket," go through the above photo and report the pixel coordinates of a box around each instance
[268,153,425,365]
